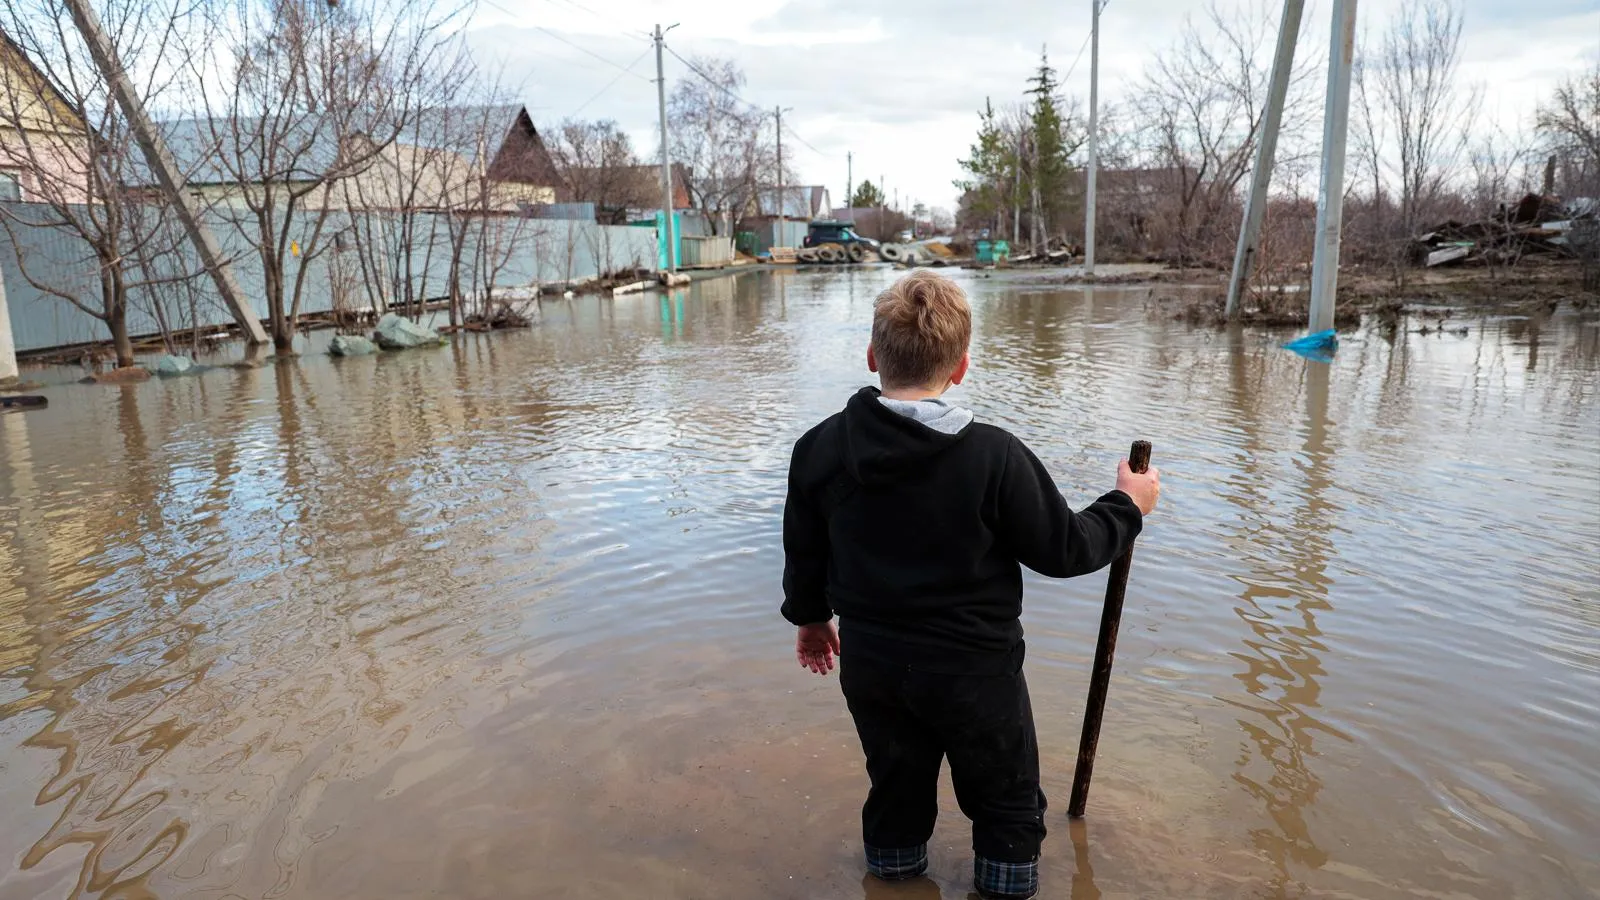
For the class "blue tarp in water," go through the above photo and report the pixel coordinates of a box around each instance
[1284,329,1337,361]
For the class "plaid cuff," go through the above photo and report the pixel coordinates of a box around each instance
[974,855,1038,899]
[864,843,928,880]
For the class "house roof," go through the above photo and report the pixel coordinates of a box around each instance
[137,105,548,188]
[755,185,829,218]
[400,104,526,165]
[134,114,343,186]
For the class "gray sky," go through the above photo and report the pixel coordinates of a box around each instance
[465,0,1600,213]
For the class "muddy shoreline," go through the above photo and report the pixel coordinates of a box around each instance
[1003,258,1596,327]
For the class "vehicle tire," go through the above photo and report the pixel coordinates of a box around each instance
[847,243,866,263]
[797,248,820,263]
[879,244,903,262]
[818,245,841,263]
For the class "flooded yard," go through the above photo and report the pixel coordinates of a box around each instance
[1,269,1596,899]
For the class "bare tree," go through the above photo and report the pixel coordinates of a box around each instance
[1372,0,1479,236]
[442,99,546,327]
[1468,124,1536,211]
[340,40,479,325]
[666,56,784,235]
[0,0,208,368]
[1132,0,1320,266]
[545,118,648,223]
[1536,61,1600,198]
[178,0,470,352]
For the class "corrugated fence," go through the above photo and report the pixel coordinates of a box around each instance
[0,201,659,353]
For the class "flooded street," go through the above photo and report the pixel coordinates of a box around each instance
[1,269,1597,899]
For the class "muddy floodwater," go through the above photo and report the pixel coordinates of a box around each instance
[1,270,1597,900]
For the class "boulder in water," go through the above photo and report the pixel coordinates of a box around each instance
[152,354,197,376]
[329,334,378,357]
[373,313,444,350]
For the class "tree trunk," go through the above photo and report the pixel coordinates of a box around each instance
[108,296,134,369]
[264,260,292,353]
[100,259,135,369]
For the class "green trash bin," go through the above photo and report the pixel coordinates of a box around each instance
[976,240,994,264]
[992,240,1010,263]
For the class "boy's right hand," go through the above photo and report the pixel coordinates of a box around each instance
[1116,459,1161,516]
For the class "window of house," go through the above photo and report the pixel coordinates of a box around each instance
[0,171,21,203]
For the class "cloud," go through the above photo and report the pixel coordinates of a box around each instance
[464,0,1599,211]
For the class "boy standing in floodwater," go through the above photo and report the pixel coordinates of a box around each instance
[780,271,1160,899]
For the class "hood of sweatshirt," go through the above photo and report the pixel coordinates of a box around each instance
[840,386,975,485]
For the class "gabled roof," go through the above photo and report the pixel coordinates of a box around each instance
[139,105,548,188]
[400,103,526,165]
[755,185,830,218]
[0,28,90,135]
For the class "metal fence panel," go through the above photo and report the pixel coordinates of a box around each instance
[0,200,660,352]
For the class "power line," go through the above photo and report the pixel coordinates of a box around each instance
[783,122,823,156]
[478,0,650,80]
[1061,0,1108,85]
[663,44,762,113]
[538,0,618,32]
[567,46,652,118]
[532,25,652,80]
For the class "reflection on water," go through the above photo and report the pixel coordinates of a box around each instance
[1,270,1597,899]
[1222,355,1344,897]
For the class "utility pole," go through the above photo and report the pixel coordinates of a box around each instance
[1226,0,1305,319]
[1030,137,1041,252]
[1013,132,1023,244]
[846,151,852,219]
[0,263,17,384]
[774,106,792,223]
[1308,0,1358,334]
[62,0,267,346]
[1085,0,1101,275]
[654,23,678,273]
[878,175,885,240]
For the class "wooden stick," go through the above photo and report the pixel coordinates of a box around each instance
[1068,439,1151,818]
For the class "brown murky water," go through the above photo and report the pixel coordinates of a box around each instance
[1,270,1597,900]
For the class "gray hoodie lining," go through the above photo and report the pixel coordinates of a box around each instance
[877,396,975,435]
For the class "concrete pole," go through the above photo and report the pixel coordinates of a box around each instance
[775,106,785,222]
[1085,0,1100,276]
[846,151,852,218]
[1308,0,1358,334]
[1012,132,1022,244]
[0,262,18,383]
[654,24,678,273]
[62,0,268,346]
[1226,0,1306,319]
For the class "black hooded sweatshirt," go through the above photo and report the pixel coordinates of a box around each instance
[781,386,1143,672]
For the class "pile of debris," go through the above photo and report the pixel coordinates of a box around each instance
[881,240,953,266]
[1411,193,1595,268]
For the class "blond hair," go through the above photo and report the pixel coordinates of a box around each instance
[871,271,972,389]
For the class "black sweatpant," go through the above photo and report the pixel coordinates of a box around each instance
[839,650,1046,863]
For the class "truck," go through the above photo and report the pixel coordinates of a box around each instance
[799,220,880,263]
